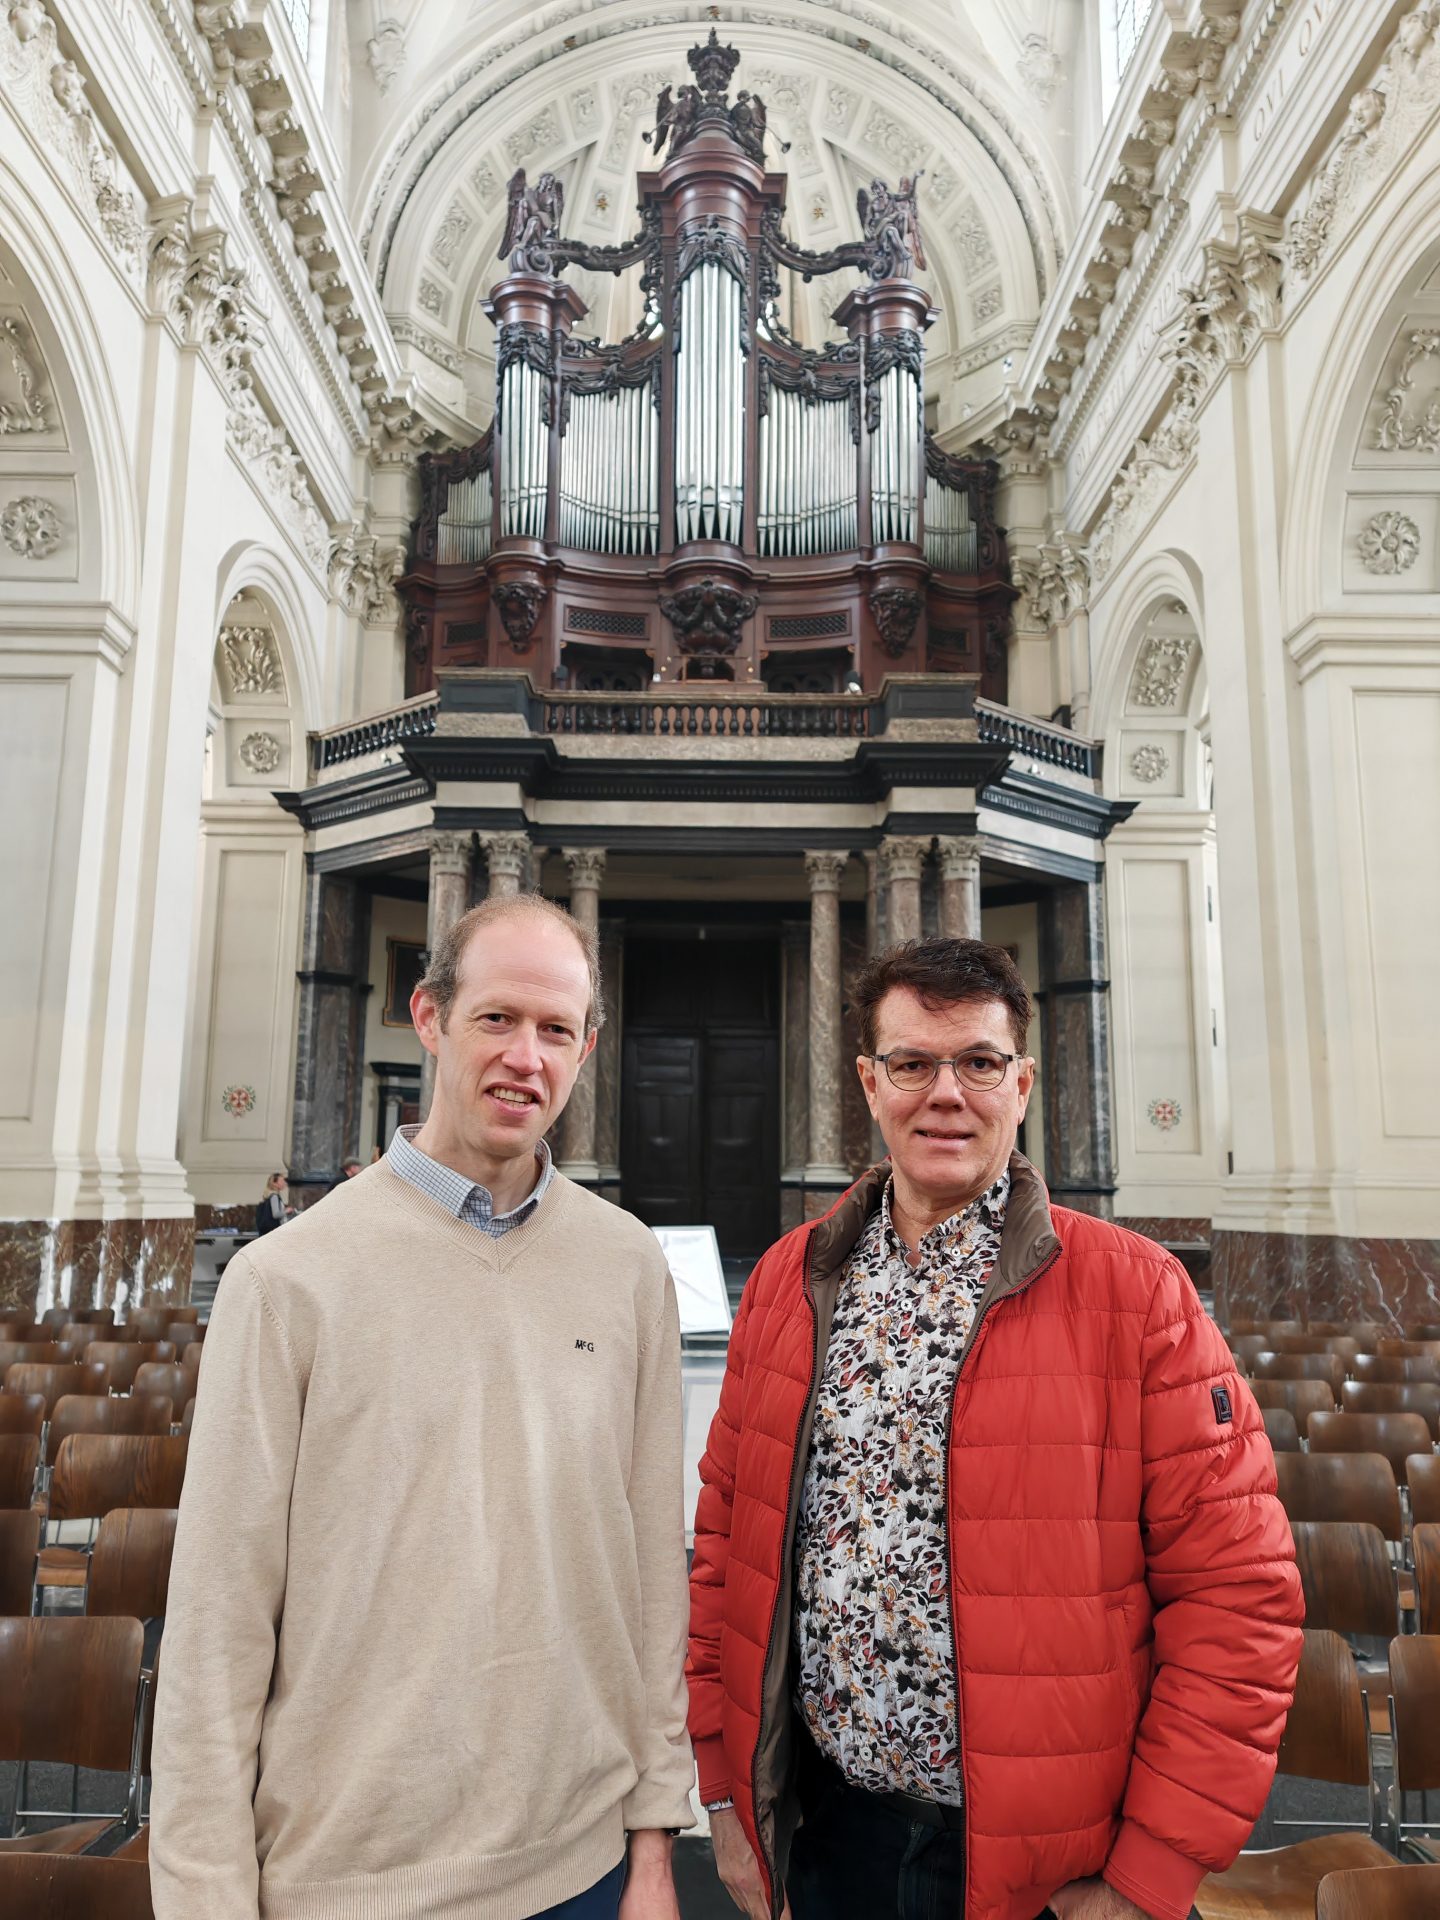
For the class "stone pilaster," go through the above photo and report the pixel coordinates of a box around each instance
[878,836,929,944]
[936,836,982,939]
[420,831,474,1117]
[805,851,850,1198]
[1039,879,1116,1219]
[558,848,605,1181]
[482,830,530,897]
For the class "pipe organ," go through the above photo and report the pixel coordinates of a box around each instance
[402,32,1012,699]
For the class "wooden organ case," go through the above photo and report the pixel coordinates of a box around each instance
[400,32,1013,701]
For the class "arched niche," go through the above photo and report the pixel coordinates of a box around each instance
[206,588,302,801]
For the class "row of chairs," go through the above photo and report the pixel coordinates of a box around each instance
[1230,1317,1440,1341]
[1,1353,200,1423]
[1195,1630,1440,1917]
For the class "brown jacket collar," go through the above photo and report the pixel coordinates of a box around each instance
[806,1150,1063,1296]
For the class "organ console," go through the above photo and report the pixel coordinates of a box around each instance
[400,31,1013,699]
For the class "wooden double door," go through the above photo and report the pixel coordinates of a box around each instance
[620,932,779,1259]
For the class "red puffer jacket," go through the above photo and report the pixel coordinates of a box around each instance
[687,1156,1303,1920]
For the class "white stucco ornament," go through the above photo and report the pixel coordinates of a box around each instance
[1129,744,1170,783]
[239,731,282,774]
[1,493,60,557]
[1358,511,1420,575]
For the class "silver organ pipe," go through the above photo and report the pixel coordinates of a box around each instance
[558,377,660,554]
[869,363,921,546]
[675,262,745,544]
[757,387,857,557]
[436,467,494,564]
[500,360,549,542]
[922,475,977,573]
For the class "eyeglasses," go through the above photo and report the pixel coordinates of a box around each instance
[865,1049,1018,1093]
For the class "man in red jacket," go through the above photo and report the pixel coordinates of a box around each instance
[687,937,1302,1920]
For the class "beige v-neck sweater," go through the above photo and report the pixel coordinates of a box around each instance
[151,1163,694,1920]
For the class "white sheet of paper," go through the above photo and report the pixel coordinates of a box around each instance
[652,1224,732,1334]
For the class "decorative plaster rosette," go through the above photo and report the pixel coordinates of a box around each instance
[239,731,282,774]
[1,493,60,558]
[1147,1097,1182,1133]
[220,1084,256,1118]
[1358,511,1420,575]
[1129,744,1169,783]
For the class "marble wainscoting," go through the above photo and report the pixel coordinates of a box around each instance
[194,1202,255,1232]
[0,1218,194,1316]
[1117,1217,1212,1285]
[1214,1231,1440,1330]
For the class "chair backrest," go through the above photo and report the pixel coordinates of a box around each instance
[1247,1377,1337,1420]
[38,1308,71,1336]
[0,1857,155,1920]
[1253,1352,1346,1395]
[47,1393,175,1469]
[1410,1453,1440,1527]
[1377,1339,1440,1359]
[1273,1451,1403,1541]
[1269,1334,1361,1365]
[1289,1521,1397,1637]
[1410,1325,1440,1344]
[69,1309,114,1327]
[0,1392,45,1438]
[0,1434,39,1512]
[2,1362,108,1420]
[1354,1353,1440,1386]
[0,1616,143,1768]
[1307,1410,1434,1483]
[0,1509,40,1616]
[180,1397,196,1436]
[126,1310,172,1342]
[165,1324,204,1354]
[48,1434,188,1524]
[1276,1627,1371,1785]
[1231,1334,1268,1370]
[165,1307,200,1325]
[1261,1407,1300,1452]
[0,1341,60,1371]
[1414,1526,1440,1636]
[1388,1634,1440,1794]
[86,1507,178,1621]
[80,1342,175,1396]
[1316,1864,1440,1919]
[1341,1381,1440,1439]
[132,1362,189,1410]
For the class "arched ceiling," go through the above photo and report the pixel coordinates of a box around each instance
[352,2,1074,442]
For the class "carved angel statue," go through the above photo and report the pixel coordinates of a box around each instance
[644,85,676,157]
[499,169,565,274]
[856,175,927,281]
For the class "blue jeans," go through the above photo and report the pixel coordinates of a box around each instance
[530,1860,626,1919]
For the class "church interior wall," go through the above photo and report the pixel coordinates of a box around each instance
[357,890,428,1160]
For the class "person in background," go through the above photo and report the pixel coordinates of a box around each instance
[254,1172,290,1236]
[688,936,1302,1920]
[152,893,693,1920]
[326,1156,363,1194]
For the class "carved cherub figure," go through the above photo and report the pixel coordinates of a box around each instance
[499,169,565,274]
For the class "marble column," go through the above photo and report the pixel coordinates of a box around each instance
[559,848,605,1181]
[420,831,475,1118]
[482,830,530,898]
[864,851,880,957]
[1039,878,1116,1219]
[805,852,850,1199]
[593,922,624,1204]
[781,922,810,1231]
[292,871,372,1191]
[878,837,929,944]
[936,836,982,938]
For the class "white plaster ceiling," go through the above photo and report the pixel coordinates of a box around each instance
[351,2,1075,440]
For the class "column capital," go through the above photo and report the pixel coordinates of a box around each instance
[563,847,607,891]
[482,830,531,884]
[804,849,849,893]
[876,835,931,883]
[935,835,980,880]
[429,829,474,878]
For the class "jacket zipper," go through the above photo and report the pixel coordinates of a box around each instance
[945,1245,1061,1920]
[753,1229,820,1920]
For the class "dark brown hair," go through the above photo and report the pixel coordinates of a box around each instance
[851,937,1034,1056]
[417,894,604,1035]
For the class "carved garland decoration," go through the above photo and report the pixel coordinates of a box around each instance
[757,350,863,444]
[491,579,548,651]
[495,322,556,428]
[1375,331,1440,454]
[659,577,759,658]
[864,330,925,433]
[673,217,752,354]
[412,430,494,564]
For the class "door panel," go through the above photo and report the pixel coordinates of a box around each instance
[705,1034,778,1254]
[622,1032,702,1226]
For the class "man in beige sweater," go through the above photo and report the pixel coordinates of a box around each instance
[152,895,694,1920]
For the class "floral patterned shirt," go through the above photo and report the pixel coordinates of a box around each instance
[793,1171,1009,1805]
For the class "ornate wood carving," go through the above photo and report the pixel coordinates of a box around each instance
[869,586,923,657]
[660,577,759,661]
[492,580,548,651]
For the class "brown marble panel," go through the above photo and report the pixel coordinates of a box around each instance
[1117,1217,1211,1245]
[1214,1230,1440,1332]
[195,1203,255,1232]
[0,1221,50,1314]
